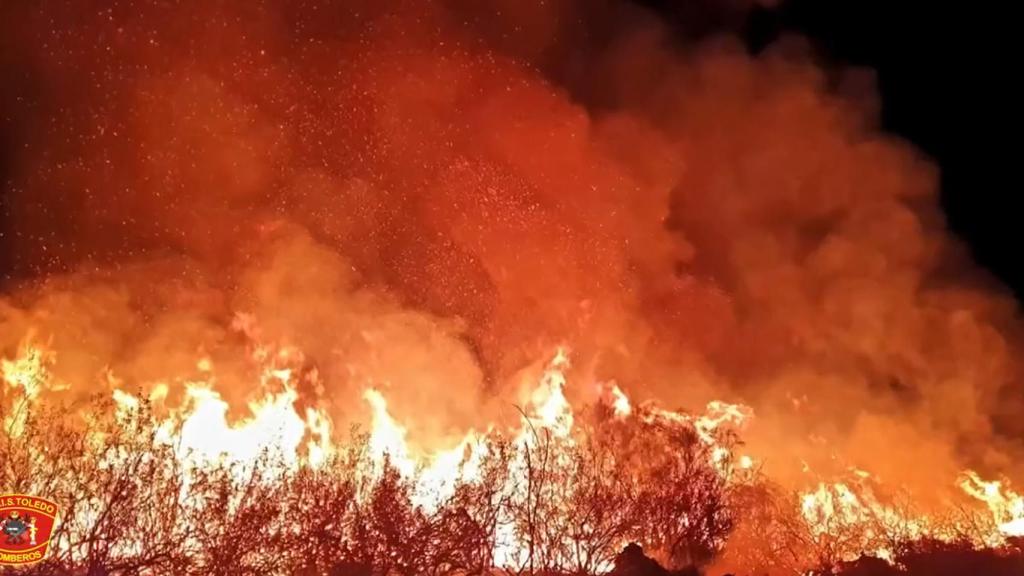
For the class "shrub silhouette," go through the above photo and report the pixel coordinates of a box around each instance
[830,539,1024,576]
[0,395,740,575]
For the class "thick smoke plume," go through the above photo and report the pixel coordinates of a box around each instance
[1,0,1021,498]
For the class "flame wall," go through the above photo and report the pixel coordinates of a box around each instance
[1,0,1021,501]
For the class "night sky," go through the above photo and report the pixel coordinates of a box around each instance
[758,1,1019,301]
[644,0,1021,300]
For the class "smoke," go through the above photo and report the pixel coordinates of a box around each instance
[1,0,1021,494]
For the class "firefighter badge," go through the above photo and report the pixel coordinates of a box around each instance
[0,494,59,566]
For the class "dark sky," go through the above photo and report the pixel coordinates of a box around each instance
[756,1,1020,300]
[645,0,1022,299]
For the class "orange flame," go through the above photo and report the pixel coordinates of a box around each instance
[3,335,1023,572]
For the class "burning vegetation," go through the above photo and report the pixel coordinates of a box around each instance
[2,335,1022,575]
[1,0,1023,574]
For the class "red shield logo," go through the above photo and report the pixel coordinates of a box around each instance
[0,494,59,566]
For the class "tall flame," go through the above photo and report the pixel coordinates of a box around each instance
[961,471,1024,537]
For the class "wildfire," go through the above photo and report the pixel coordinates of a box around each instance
[794,465,1024,567]
[608,383,632,418]
[105,344,335,475]
[4,0,1021,572]
[2,333,1023,573]
[364,387,415,477]
[1,336,57,401]
[960,470,1024,537]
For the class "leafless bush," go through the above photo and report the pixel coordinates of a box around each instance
[1,396,740,576]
